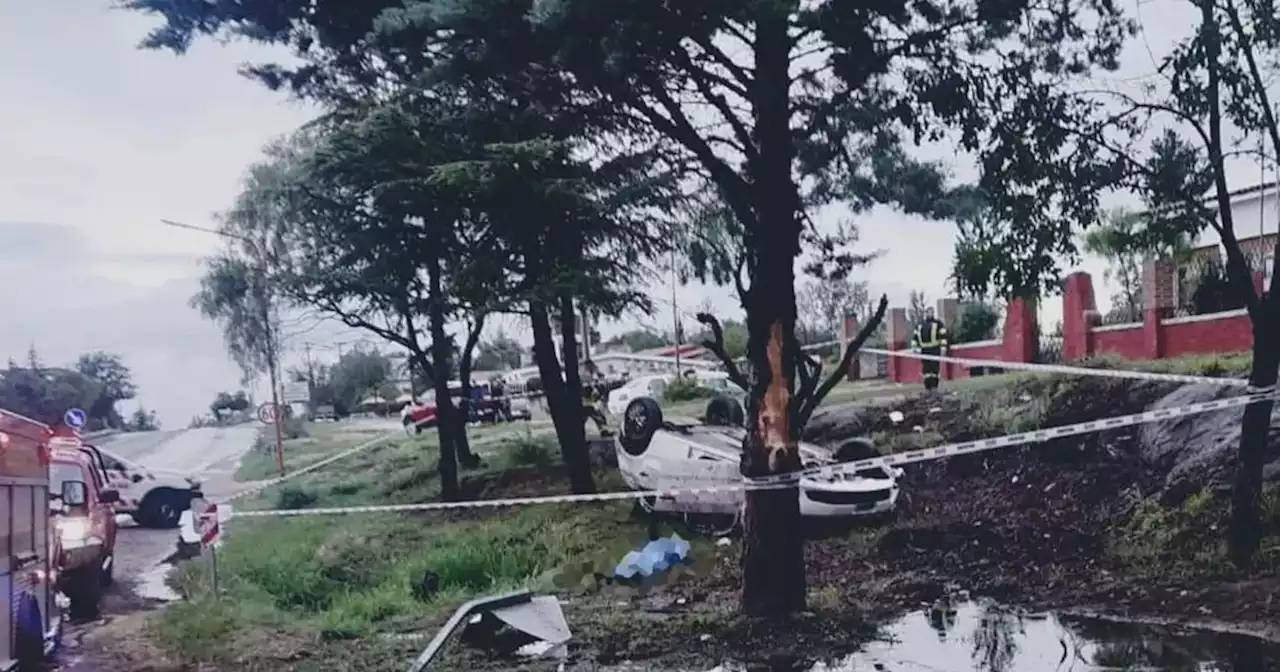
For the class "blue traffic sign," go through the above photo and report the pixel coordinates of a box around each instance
[64,408,87,429]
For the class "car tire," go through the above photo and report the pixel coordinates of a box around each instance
[14,592,44,669]
[63,565,102,622]
[834,437,879,462]
[619,397,663,457]
[704,395,745,427]
[135,488,190,529]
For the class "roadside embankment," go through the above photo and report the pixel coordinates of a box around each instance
[83,352,1280,670]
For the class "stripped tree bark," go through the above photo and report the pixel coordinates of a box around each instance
[698,294,888,615]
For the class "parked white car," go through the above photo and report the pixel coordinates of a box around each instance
[615,396,902,523]
[93,445,201,529]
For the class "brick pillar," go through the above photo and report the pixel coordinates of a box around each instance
[1002,297,1038,363]
[935,298,960,380]
[1142,257,1176,315]
[1142,257,1174,358]
[840,315,861,381]
[886,307,909,383]
[1062,272,1098,360]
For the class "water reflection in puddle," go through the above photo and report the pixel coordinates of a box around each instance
[134,563,180,602]
[702,600,1280,672]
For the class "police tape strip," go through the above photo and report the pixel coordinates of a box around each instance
[743,387,1278,486]
[223,388,1279,518]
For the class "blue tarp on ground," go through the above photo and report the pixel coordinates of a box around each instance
[612,534,692,580]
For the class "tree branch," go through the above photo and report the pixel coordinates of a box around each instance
[695,312,750,390]
[796,294,888,428]
[794,347,822,408]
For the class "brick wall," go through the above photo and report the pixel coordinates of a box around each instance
[1062,269,1252,360]
[843,296,1038,384]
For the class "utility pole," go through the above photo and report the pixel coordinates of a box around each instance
[670,248,682,375]
[162,218,286,477]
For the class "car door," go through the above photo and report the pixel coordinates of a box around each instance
[91,448,138,511]
[77,459,116,553]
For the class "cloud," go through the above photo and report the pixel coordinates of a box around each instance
[0,221,241,424]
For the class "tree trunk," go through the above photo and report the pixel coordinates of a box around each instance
[738,0,806,617]
[530,302,596,494]
[1228,296,1280,567]
[455,323,485,470]
[425,245,460,501]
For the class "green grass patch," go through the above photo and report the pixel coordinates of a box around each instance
[158,488,686,668]
[1108,485,1280,578]
[235,422,357,482]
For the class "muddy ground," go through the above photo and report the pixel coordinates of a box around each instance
[66,379,1280,670]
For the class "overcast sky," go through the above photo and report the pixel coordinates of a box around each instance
[2,0,1273,426]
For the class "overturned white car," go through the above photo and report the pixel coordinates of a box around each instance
[615,395,903,528]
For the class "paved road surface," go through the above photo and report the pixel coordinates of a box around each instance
[95,426,259,593]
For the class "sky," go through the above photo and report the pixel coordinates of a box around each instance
[0,0,1272,427]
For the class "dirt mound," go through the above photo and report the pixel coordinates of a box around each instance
[1138,382,1280,503]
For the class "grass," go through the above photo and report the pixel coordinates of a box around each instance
[1108,485,1280,577]
[151,350,1269,670]
[155,421,709,670]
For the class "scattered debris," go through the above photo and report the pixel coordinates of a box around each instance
[613,534,692,581]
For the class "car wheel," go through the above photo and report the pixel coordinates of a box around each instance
[834,437,879,462]
[137,488,190,529]
[619,397,663,457]
[704,395,745,427]
[63,566,103,622]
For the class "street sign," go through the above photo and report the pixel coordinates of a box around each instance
[197,501,220,547]
[64,408,87,429]
[282,381,310,404]
[256,402,283,425]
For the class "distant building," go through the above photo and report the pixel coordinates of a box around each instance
[1167,179,1278,311]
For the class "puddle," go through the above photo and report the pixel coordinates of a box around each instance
[133,563,180,602]
[647,600,1280,672]
[801,599,1280,671]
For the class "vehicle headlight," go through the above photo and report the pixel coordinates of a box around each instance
[58,518,92,545]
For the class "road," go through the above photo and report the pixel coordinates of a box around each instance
[94,426,260,597]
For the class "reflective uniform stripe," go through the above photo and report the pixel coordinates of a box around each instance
[914,321,948,349]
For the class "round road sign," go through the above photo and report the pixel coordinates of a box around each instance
[64,408,87,429]
[256,402,283,425]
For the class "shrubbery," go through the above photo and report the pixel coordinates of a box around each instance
[664,378,716,402]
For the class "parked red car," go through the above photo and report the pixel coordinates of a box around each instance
[48,432,119,622]
[401,400,439,434]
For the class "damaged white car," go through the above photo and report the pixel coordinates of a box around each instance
[615,395,903,530]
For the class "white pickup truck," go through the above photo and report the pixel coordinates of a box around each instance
[92,445,200,529]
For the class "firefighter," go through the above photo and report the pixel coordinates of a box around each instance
[912,307,949,392]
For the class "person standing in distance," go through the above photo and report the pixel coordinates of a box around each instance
[912,307,949,392]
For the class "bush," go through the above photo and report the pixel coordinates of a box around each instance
[275,486,319,510]
[509,436,557,468]
[664,378,716,402]
[282,417,309,440]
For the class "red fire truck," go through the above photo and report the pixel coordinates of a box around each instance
[0,409,63,671]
